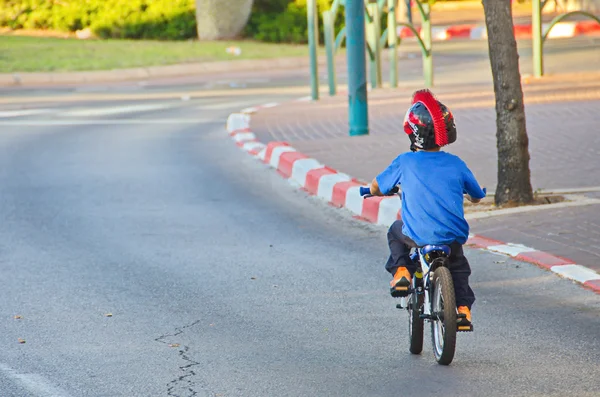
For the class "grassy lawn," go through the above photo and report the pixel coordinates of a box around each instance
[0,35,314,73]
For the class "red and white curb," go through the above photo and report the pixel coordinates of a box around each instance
[226,108,600,295]
[398,20,600,41]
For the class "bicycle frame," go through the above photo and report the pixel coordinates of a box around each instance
[406,246,450,317]
[418,250,433,316]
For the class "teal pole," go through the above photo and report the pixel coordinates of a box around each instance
[307,0,320,100]
[346,0,369,136]
[532,0,544,78]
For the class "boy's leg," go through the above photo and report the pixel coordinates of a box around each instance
[385,220,417,275]
[449,243,476,309]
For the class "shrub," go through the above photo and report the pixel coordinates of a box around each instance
[245,0,343,44]
[0,0,197,40]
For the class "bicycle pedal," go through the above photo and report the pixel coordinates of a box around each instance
[458,324,474,332]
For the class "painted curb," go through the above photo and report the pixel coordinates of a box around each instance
[225,106,600,296]
[398,20,600,41]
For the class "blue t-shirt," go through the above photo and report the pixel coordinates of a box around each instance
[376,151,485,246]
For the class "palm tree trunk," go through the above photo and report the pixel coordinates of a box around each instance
[195,0,254,40]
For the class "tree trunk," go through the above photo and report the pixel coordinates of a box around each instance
[482,0,534,206]
[195,0,253,40]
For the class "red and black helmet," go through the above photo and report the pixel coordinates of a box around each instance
[403,89,457,152]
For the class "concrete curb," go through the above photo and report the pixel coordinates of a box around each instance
[0,57,316,87]
[225,105,600,296]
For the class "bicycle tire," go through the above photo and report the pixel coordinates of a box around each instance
[430,267,457,365]
[408,288,424,354]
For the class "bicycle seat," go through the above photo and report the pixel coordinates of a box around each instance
[422,245,451,257]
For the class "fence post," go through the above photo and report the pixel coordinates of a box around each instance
[366,2,383,89]
[421,1,433,87]
[307,0,320,100]
[532,0,544,77]
[323,10,337,96]
[346,0,369,136]
[388,0,398,88]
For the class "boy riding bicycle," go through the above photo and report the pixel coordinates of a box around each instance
[367,89,486,327]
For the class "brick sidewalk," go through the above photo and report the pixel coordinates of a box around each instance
[250,73,600,273]
[252,77,600,190]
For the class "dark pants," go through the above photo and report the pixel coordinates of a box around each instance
[385,220,476,308]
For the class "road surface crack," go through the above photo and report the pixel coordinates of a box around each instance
[155,320,205,397]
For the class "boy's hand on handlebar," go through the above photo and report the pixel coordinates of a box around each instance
[465,194,480,204]
[463,187,486,203]
[360,184,399,198]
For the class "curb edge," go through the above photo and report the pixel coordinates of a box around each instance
[225,105,600,296]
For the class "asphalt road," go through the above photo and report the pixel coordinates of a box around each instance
[0,97,598,397]
[1,36,599,397]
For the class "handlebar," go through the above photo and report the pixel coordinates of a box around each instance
[360,185,399,198]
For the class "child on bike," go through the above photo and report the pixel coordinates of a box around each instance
[367,89,485,327]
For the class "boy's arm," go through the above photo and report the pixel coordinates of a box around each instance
[463,166,486,203]
[372,156,403,196]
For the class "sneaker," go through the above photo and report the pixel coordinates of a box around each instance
[457,306,473,331]
[390,267,411,297]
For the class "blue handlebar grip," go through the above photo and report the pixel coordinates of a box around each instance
[359,186,371,196]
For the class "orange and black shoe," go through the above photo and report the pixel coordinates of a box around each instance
[390,267,412,297]
[457,306,473,332]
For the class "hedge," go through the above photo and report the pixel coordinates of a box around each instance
[0,0,196,40]
[245,0,345,44]
[1,0,365,43]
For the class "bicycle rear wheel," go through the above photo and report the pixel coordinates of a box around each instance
[430,267,457,365]
[408,280,424,354]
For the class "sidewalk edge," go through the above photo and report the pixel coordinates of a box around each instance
[3,20,598,87]
[225,106,600,296]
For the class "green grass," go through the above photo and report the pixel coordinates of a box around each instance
[0,35,314,73]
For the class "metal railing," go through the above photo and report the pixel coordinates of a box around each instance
[532,0,600,77]
[320,0,434,97]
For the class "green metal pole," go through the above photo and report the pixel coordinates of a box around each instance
[365,3,382,89]
[421,1,433,88]
[323,10,337,96]
[371,3,382,88]
[532,0,544,78]
[366,4,377,89]
[307,0,320,100]
[346,0,369,136]
[388,0,398,88]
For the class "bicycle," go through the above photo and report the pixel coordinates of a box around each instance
[360,185,475,366]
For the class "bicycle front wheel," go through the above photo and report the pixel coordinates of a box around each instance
[430,267,457,365]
